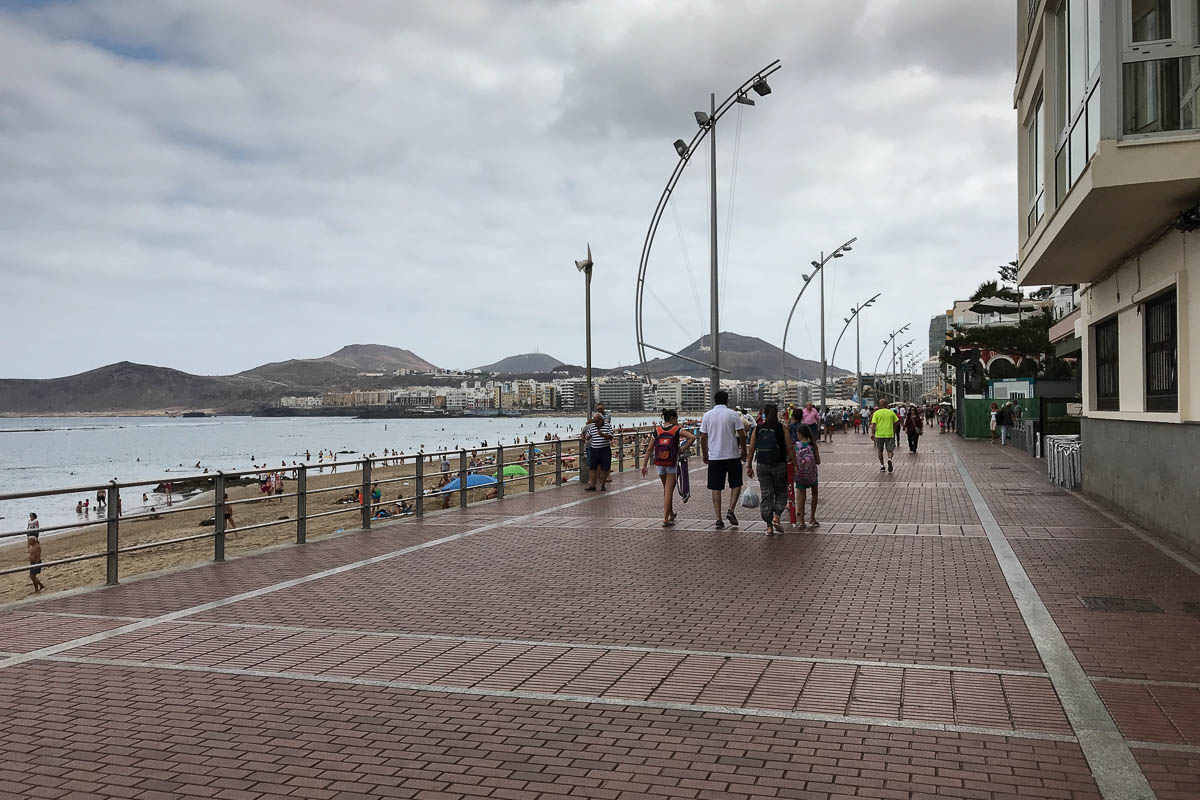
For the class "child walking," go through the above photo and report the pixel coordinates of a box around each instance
[790,417,822,530]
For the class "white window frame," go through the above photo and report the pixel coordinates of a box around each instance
[1055,0,1103,200]
[1026,94,1046,235]
[1122,0,1200,60]
[1119,0,1200,137]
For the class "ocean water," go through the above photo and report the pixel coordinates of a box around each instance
[0,414,656,535]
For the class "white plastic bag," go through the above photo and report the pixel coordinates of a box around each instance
[740,487,761,508]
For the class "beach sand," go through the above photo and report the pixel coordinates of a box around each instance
[1,433,651,604]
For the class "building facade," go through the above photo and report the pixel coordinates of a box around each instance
[1016,0,1199,549]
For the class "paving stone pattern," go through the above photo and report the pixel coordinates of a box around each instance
[1,432,1199,797]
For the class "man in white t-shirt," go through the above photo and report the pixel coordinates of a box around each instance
[699,389,747,530]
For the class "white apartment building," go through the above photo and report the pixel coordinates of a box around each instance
[279,395,322,409]
[1017,0,1199,548]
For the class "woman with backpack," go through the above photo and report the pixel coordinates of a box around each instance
[904,404,923,453]
[641,409,696,527]
[746,404,795,536]
[789,409,822,530]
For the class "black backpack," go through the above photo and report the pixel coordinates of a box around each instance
[754,423,786,464]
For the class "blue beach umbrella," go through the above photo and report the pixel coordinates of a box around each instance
[442,474,498,491]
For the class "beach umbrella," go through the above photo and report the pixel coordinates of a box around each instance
[493,464,528,478]
[442,473,498,491]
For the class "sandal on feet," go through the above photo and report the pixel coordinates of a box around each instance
[765,525,775,536]
[662,520,675,527]
[809,519,821,528]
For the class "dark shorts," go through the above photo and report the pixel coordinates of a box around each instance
[707,458,743,491]
[587,446,612,471]
[794,480,818,490]
[29,564,42,576]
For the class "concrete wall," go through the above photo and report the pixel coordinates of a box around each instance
[1082,417,1200,554]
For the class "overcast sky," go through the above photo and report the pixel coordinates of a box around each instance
[0,0,1016,379]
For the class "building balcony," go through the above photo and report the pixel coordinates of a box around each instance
[1020,136,1200,286]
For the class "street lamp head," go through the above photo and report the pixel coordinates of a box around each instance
[673,139,688,158]
[810,260,820,268]
[734,94,755,106]
[802,274,811,282]
[574,243,593,272]
[842,245,853,252]
[751,78,772,96]
[694,111,710,127]
[832,252,844,258]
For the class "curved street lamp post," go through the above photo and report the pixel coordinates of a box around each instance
[828,294,881,408]
[873,324,911,403]
[781,237,857,406]
[635,61,782,399]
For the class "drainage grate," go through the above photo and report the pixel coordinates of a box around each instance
[1080,596,1163,613]
[1182,601,1200,615]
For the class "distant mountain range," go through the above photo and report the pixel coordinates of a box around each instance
[473,353,564,374]
[627,332,848,382]
[0,336,840,414]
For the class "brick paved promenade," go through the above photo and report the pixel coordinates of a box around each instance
[3,432,1199,799]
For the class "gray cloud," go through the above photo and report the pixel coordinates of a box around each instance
[0,0,1016,378]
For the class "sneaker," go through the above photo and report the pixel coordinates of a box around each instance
[714,519,725,530]
[880,466,886,472]
[887,460,893,473]
[726,510,739,527]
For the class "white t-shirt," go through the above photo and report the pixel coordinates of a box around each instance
[700,404,746,461]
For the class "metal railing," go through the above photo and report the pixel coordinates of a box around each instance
[0,429,655,591]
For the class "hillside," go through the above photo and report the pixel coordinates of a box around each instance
[317,344,437,372]
[474,353,564,374]
[629,332,849,381]
[0,362,281,414]
[1,343,442,414]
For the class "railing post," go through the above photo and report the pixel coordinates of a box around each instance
[361,459,372,530]
[496,445,505,500]
[618,432,625,473]
[579,433,590,486]
[296,464,307,544]
[415,453,424,517]
[554,439,562,486]
[459,449,468,509]
[528,444,536,493]
[105,481,119,585]
[213,473,226,562]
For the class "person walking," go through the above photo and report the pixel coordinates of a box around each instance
[904,404,923,453]
[989,402,1000,443]
[641,409,696,527]
[997,401,1015,446]
[870,400,900,473]
[800,401,820,444]
[746,404,794,536]
[790,422,821,530]
[822,408,835,444]
[700,390,747,530]
[27,524,44,593]
[581,412,613,491]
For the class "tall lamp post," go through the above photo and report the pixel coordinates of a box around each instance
[873,324,911,402]
[635,62,781,399]
[891,339,915,403]
[828,294,880,409]
[575,244,594,485]
[781,236,857,402]
[575,244,594,413]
